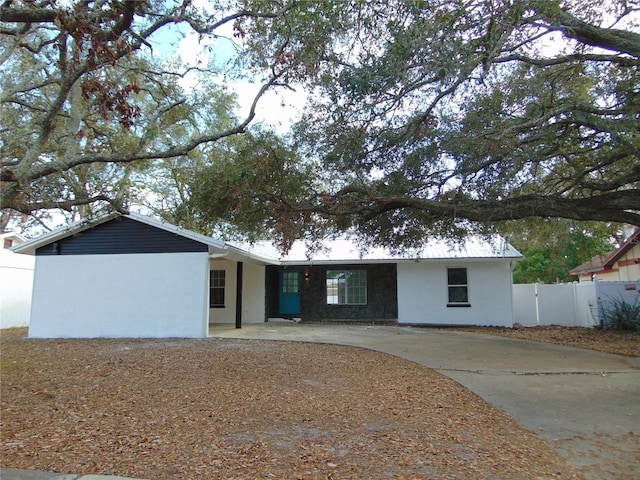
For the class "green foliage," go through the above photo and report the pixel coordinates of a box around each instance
[189,130,321,251]
[504,219,618,283]
[230,0,640,249]
[600,296,640,331]
[0,0,294,228]
[4,0,639,243]
[139,84,242,232]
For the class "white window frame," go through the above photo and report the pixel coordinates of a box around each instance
[326,269,367,305]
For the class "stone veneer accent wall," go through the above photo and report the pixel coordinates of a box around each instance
[301,264,398,322]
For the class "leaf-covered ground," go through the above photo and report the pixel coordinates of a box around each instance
[1,328,583,479]
[462,326,640,357]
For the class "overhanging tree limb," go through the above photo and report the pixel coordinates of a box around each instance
[551,9,640,57]
[0,1,298,218]
[321,190,640,226]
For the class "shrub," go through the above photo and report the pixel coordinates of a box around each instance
[600,295,640,332]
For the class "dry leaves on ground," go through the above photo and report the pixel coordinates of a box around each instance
[1,328,582,480]
[462,326,640,357]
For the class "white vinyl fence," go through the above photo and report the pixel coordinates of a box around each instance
[513,280,640,327]
[0,251,34,328]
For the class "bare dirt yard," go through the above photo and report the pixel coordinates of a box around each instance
[462,325,640,357]
[0,327,597,480]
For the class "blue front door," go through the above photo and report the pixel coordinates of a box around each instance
[279,270,301,316]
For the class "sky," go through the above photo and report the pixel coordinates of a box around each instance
[145,8,307,135]
[6,5,309,237]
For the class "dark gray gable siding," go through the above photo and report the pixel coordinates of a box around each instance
[36,217,208,255]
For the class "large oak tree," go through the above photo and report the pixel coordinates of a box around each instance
[0,0,293,228]
[192,0,640,249]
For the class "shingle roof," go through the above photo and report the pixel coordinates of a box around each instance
[570,230,640,276]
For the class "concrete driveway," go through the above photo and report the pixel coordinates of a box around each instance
[211,322,640,480]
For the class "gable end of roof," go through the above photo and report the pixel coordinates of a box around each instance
[603,229,640,268]
[12,212,226,255]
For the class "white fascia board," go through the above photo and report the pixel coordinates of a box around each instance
[396,256,521,264]
[224,244,280,265]
[11,212,121,255]
[12,211,228,255]
[279,256,519,266]
[279,259,396,266]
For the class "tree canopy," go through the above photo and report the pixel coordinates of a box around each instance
[192,0,640,249]
[2,0,639,248]
[0,0,293,228]
[499,218,618,283]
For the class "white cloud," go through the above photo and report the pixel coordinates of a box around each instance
[173,28,306,133]
[232,80,307,133]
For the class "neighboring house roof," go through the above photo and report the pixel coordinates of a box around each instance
[1,232,28,249]
[229,236,522,265]
[12,212,227,256]
[570,230,640,276]
[569,255,607,276]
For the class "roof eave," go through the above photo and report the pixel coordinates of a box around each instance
[224,244,280,265]
[603,230,640,268]
[279,255,522,266]
[12,211,227,255]
[570,266,605,276]
[11,212,121,255]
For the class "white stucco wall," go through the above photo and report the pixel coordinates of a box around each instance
[242,262,266,323]
[397,261,514,327]
[0,250,34,328]
[208,259,265,325]
[209,259,236,325]
[29,252,209,338]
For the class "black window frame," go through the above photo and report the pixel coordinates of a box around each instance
[210,269,226,308]
[447,267,470,307]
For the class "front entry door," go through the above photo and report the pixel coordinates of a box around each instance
[279,270,301,316]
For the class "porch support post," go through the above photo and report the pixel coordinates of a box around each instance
[235,261,243,329]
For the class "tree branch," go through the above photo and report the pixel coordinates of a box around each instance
[548,9,640,57]
[321,189,640,227]
[0,6,60,23]
[495,52,638,67]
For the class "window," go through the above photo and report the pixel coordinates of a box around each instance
[210,270,225,307]
[282,271,299,294]
[447,268,469,306]
[3,238,13,249]
[326,270,367,305]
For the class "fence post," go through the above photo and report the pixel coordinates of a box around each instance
[572,282,579,326]
[594,277,602,327]
[534,283,540,326]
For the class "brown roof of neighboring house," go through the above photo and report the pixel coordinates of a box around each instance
[570,230,640,276]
